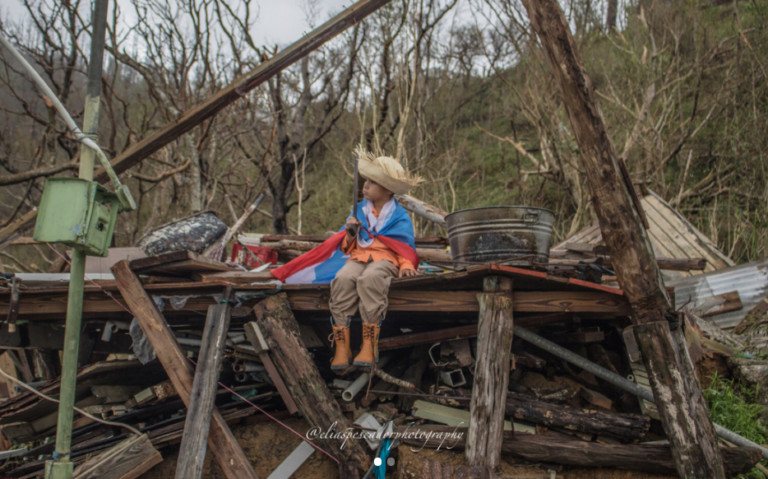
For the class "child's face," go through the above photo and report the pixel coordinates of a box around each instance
[362,178,393,203]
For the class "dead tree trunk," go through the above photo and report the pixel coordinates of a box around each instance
[466,276,514,470]
[518,0,726,477]
[253,293,369,473]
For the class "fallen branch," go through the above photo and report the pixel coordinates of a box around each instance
[0,161,78,186]
[128,159,191,183]
[373,367,416,390]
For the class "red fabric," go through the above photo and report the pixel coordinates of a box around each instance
[269,231,346,282]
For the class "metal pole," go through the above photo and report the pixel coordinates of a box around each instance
[46,1,109,478]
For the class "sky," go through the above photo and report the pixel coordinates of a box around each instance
[1,0,354,48]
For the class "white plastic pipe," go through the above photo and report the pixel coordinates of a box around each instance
[342,356,390,402]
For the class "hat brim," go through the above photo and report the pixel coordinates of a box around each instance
[358,159,415,195]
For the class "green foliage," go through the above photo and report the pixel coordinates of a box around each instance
[705,373,768,478]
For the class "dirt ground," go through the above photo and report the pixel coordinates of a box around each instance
[139,415,677,479]
[140,416,338,479]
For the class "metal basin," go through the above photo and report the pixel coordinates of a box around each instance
[445,206,555,266]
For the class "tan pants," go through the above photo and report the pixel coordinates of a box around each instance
[330,260,398,326]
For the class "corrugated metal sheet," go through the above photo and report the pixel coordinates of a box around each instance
[553,190,734,282]
[667,258,768,330]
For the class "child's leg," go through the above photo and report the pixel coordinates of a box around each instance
[329,260,366,326]
[356,260,399,324]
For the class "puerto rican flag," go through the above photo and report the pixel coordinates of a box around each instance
[270,198,419,284]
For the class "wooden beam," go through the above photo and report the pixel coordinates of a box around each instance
[175,290,233,479]
[518,0,725,476]
[111,260,258,479]
[466,276,514,469]
[3,289,629,319]
[72,433,162,479]
[253,293,369,472]
[243,321,299,415]
[93,0,393,183]
[395,426,761,477]
[287,290,629,314]
[505,391,648,440]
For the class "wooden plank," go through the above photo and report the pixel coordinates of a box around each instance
[693,291,743,318]
[643,195,727,271]
[111,260,259,479]
[287,290,629,314]
[2,288,629,318]
[505,391,648,440]
[93,0,394,183]
[411,400,515,432]
[253,293,368,471]
[129,251,231,276]
[466,276,514,469]
[243,321,299,415]
[175,292,233,479]
[72,433,161,479]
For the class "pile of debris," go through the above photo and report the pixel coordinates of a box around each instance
[0,237,765,478]
[1,190,767,478]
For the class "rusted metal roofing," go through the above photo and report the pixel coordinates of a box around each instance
[553,190,734,282]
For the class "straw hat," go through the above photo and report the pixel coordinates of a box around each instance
[356,147,422,195]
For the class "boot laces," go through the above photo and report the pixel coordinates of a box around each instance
[329,327,346,344]
[362,324,376,340]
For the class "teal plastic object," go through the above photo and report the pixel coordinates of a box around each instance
[33,177,120,257]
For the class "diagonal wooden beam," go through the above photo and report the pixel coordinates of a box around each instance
[518,0,725,476]
[111,260,259,479]
[94,0,392,183]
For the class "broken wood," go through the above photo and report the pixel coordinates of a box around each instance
[466,276,514,469]
[692,291,743,318]
[175,288,233,479]
[395,426,761,477]
[253,293,369,472]
[111,260,259,479]
[243,321,299,414]
[72,433,161,479]
[394,194,448,227]
[519,0,726,476]
[505,391,649,440]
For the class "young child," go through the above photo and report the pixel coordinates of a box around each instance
[329,152,421,369]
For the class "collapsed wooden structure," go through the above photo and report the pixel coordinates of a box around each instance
[0,245,764,477]
[0,0,766,476]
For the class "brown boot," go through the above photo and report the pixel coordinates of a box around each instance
[329,325,352,370]
[353,323,380,367]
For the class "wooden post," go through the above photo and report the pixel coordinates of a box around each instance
[175,288,233,479]
[111,260,259,479]
[253,293,369,473]
[466,276,514,469]
[518,0,726,476]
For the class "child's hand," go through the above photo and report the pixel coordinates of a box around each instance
[345,217,361,238]
[398,268,419,278]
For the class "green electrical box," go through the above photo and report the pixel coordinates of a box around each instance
[33,178,120,257]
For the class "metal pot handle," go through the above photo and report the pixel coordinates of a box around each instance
[523,210,540,224]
